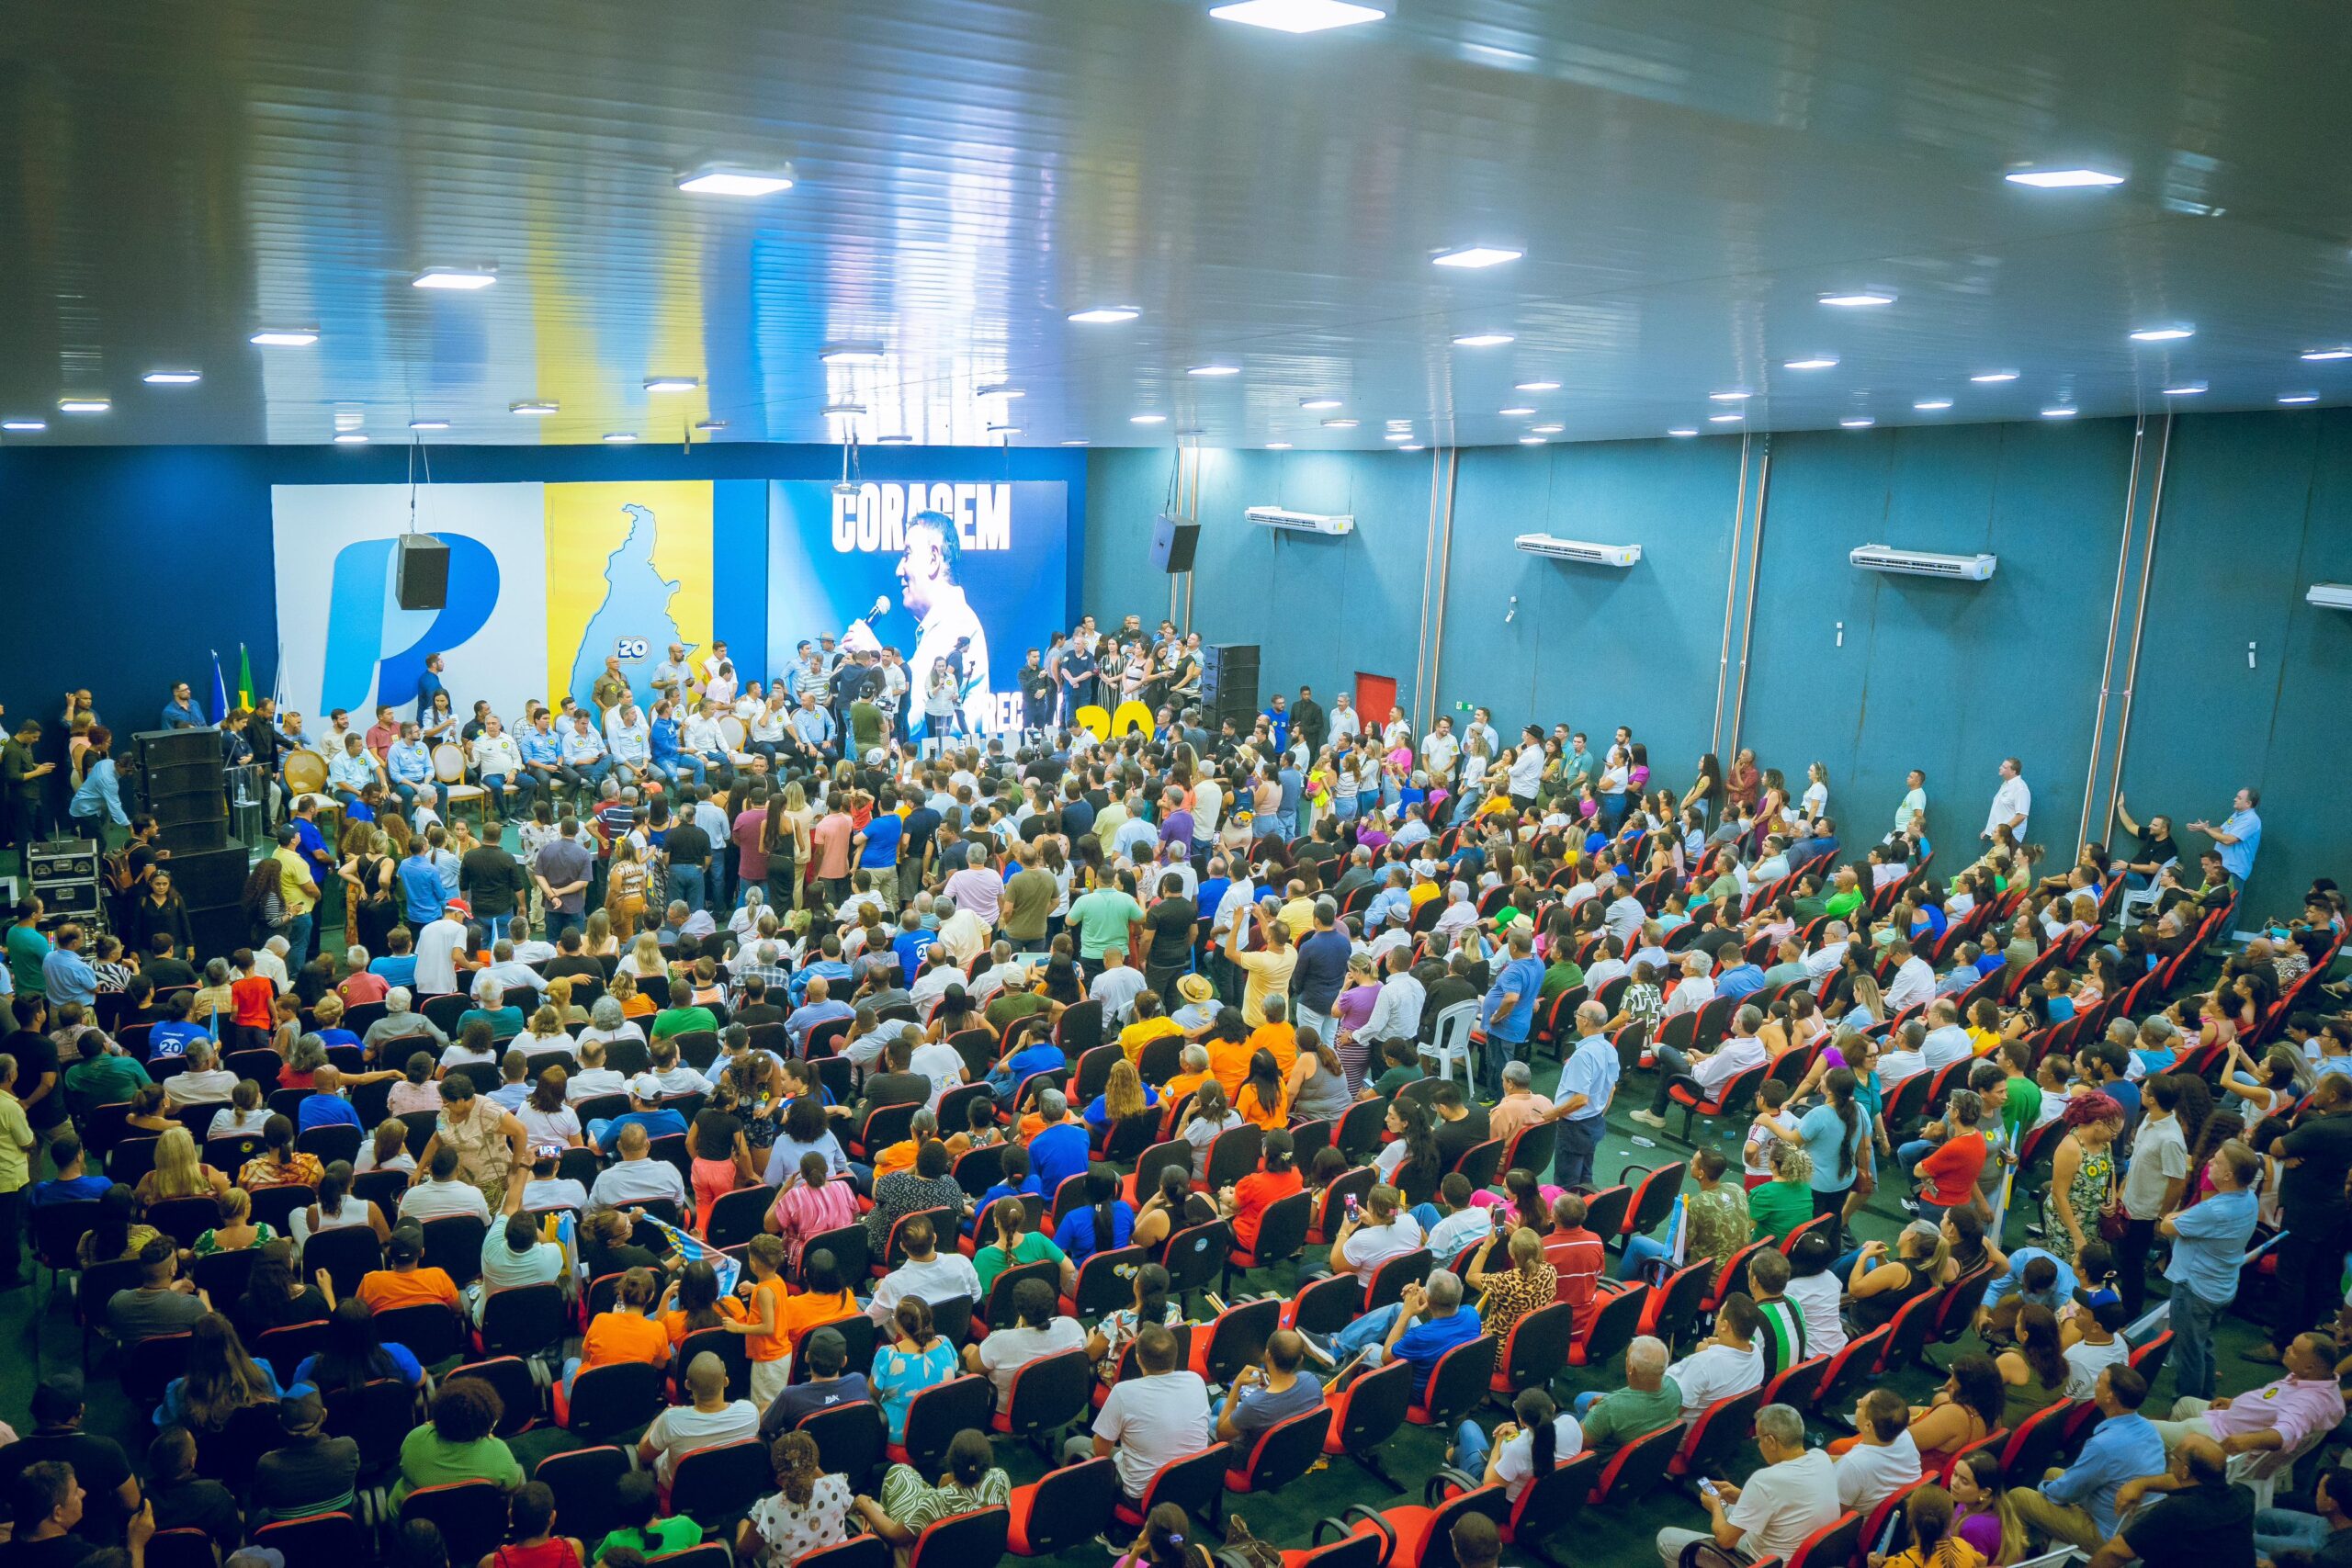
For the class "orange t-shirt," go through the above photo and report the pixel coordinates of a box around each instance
[232,976,277,1029]
[356,1267,460,1312]
[662,1299,745,1346]
[742,1277,792,1363]
[1246,1023,1298,1078]
[582,1310,670,1370]
[873,1139,919,1180]
[1231,1168,1304,1250]
[1204,1040,1254,1100]
[1236,1082,1288,1132]
[773,1288,860,1356]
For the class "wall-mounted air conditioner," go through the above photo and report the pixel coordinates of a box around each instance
[1513,533,1641,568]
[1849,543,1997,581]
[2308,583,2352,611]
[1245,505,1354,536]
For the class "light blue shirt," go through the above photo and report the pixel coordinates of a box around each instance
[1796,1101,1868,1192]
[327,750,378,791]
[789,707,835,748]
[1983,1246,2077,1310]
[560,728,606,766]
[2165,1187,2258,1305]
[518,728,564,767]
[607,718,650,765]
[388,740,433,784]
[1364,886,1412,930]
[42,948,99,1008]
[2041,1411,2165,1539]
[1482,955,1545,1043]
[1556,1033,1619,1123]
[2218,808,2262,882]
[70,759,130,827]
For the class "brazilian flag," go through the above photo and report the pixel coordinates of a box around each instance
[236,644,256,712]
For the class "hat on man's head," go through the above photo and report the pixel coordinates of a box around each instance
[277,1388,326,1435]
[628,1073,665,1100]
[1176,974,1215,1005]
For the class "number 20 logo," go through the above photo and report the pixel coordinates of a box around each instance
[615,637,650,660]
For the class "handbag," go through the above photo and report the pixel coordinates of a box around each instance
[2096,1156,2129,1242]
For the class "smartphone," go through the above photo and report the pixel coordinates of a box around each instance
[1342,1194,1361,1216]
[1697,1479,1721,1502]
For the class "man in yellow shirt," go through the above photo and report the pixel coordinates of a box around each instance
[1225,903,1297,1028]
[1277,882,1318,945]
[1408,863,1444,913]
[1119,992,1184,1066]
[271,824,322,961]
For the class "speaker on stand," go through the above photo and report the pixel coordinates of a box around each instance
[133,729,230,853]
[1199,643,1261,732]
[165,844,255,964]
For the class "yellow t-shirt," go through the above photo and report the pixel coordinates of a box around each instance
[1408,883,1442,911]
[1967,1026,2002,1057]
[1119,1016,1183,1066]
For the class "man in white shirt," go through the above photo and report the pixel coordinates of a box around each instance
[1984,757,2030,842]
[399,1145,494,1224]
[1801,922,1852,979]
[909,1032,967,1111]
[1089,946,1149,1025]
[1919,999,1973,1070]
[1075,1322,1214,1505]
[1833,1389,1923,1513]
[564,1040,630,1101]
[908,948,964,1011]
[1506,730,1544,804]
[1431,883,1480,943]
[1876,1021,1930,1089]
[586,1123,690,1214]
[867,1215,983,1323]
[1883,940,1936,1014]
[162,1041,239,1108]
[1632,1005,1769,1129]
[1328,1186,1425,1283]
[1420,718,1461,782]
[1655,1403,1840,1568]
[1329,694,1360,744]
[1658,952,1718,1021]
[639,1352,760,1483]
[1751,838,1792,886]
[1423,1176,1496,1260]
[470,1208,566,1323]
[506,919,557,965]
[1602,891,1647,944]
[1664,1294,1764,1421]
[1359,950,1426,1059]
[413,908,469,997]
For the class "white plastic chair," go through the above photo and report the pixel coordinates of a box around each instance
[1424,998,1479,1099]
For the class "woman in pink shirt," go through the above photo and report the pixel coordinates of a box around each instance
[767,1150,859,1273]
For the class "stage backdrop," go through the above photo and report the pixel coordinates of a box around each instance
[768,479,1070,739]
[272,480,723,721]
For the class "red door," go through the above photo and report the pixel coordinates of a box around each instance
[1354,671,1398,732]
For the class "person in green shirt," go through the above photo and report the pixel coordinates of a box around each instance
[0,1057,34,1289]
[1539,953,1587,1004]
[62,1032,153,1122]
[985,974,1047,1033]
[1066,874,1146,966]
[594,1472,702,1563]
[849,696,885,759]
[1747,1138,1816,1241]
[1366,1036,1424,1100]
[1997,1040,2042,1145]
[1789,874,1830,924]
[651,1001,718,1041]
[1569,1333,1685,1445]
[390,1374,526,1506]
[5,899,51,998]
[1822,867,1866,920]
[972,1197,1076,1297]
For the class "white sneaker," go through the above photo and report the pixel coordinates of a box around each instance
[1629,1110,1668,1129]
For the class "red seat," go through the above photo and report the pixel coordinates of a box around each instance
[1005,1456,1119,1557]
[1338,1480,1511,1568]
[1490,1301,1574,1397]
[1110,1444,1229,1532]
[1224,1404,1332,1494]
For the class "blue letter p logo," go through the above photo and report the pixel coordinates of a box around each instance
[317,533,500,713]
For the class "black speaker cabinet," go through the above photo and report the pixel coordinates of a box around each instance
[164,845,252,910]
[397,534,450,610]
[186,903,248,964]
[1149,513,1200,574]
[134,729,220,770]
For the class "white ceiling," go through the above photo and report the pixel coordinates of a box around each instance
[5,0,2352,450]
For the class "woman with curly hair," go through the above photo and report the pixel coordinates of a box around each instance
[391,1376,525,1506]
[2041,1090,2124,1264]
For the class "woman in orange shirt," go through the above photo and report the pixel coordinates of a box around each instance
[659,1258,744,1348]
[563,1267,669,1397]
[769,1246,861,1361]
[1234,1049,1290,1132]
[1222,1128,1304,1250]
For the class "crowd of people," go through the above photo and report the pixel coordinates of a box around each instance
[0,613,2334,1568]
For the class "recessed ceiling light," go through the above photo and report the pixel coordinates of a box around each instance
[1710,389,1752,402]
[250,329,318,346]
[1970,370,2019,383]
[1068,306,1140,324]
[2005,167,2126,189]
[1709,412,1745,423]
[820,343,887,364]
[141,370,201,386]
[602,433,639,444]
[3,419,47,432]
[1208,0,1386,33]
[408,419,451,430]
[56,398,109,414]
[644,377,700,393]
[2303,347,2352,362]
[1498,406,1536,417]
[1299,396,1342,410]
[1785,356,1840,371]
[2280,392,2321,404]
[1514,380,1561,392]
[1130,413,1168,424]
[412,266,496,290]
[1518,435,1549,445]
[2162,381,2208,396]
[1188,364,1241,377]
[675,165,795,197]
[1431,245,1522,268]
[1453,333,1515,347]
[1532,423,1564,434]
[1914,399,1954,411]
[1667,428,1699,437]
[2041,405,2078,418]
[1819,290,1895,308]
[1265,442,1293,449]
[510,400,559,415]
[334,432,369,444]
[978,384,1024,398]
[1322,418,1360,428]
[2129,325,2194,343]
[1840,417,1875,428]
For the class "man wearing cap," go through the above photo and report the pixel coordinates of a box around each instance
[249,1389,361,1526]
[760,1326,874,1437]
[590,1074,690,1155]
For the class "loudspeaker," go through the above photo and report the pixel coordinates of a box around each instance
[164,845,252,910]
[1149,513,1200,575]
[1199,643,1259,723]
[187,903,248,964]
[397,534,450,611]
[134,729,220,770]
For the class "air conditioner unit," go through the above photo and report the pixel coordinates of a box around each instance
[1245,505,1354,536]
[1849,544,1998,581]
[1514,533,1641,568]
[2308,583,2352,611]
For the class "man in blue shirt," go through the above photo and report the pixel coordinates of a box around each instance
[1475,927,1544,1090]
[296,1066,381,1134]
[2160,1140,2260,1400]
[1026,1089,1091,1198]
[1714,959,1768,999]
[988,1032,1067,1111]
[889,911,936,989]
[589,1074,690,1155]
[414,653,446,721]
[386,722,438,815]
[159,682,201,730]
[2009,1364,2165,1551]
[1552,1000,1621,1189]
[1304,1271,1481,1402]
[398,846,446,926]
[146,992,209,1059]
[2189,788,2263,886]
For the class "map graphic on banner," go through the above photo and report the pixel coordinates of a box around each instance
[272,481,715,723]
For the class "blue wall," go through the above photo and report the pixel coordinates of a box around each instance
[0,439,1084,749]
[1084,413,2352,924]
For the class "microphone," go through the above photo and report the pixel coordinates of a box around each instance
[866,594,890,622]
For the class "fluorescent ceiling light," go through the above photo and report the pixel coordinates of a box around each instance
[2005,167,2126,188]
[57,398,109,414]
[1532,424,1564,434]
[1130,413,1168,424]
[1514,380,1560,392]
[1970,370,2019,383]
[2303,348,2352,362]
[1914,399,1954,411]
[1188,364,1241,377]
[2162,382,2208,396]
[1058,439,1089,446]
[1667,428,1699,437]
[1518,435,1548,445]
[820,344,886,364]
[1209,0,1386,33]
[1709,412,1744,423]
[3,419,47,432]
[978,384,1024,398]
[407,419,451,430]
[1431,245,1522,268]
[602,433,639,444]
[1299,397,1342,410]
[876,434,917,445]
[2041,405,2078,418]
[675,166,795,197]
[413,266,496,290]
[334,432,369,444]
[695,420,729,433]
[1068,306,1140,324]
[2129,325,2194,342]
[1840,417,1875,428]
[1784,356,1839,371]
[1498,406,1536,417]
[1323,418,1360,428]
[250,329,318,346]
[1385,431,1415,441]
[141,370,201,385]
[1453,333,1514,347]
[2280,392,2321,404]
[1710,389,1752,402]
[1819,290,1895,307]
[1398,444,1425,451]
[1265,442,1293,449]
[510,400,559,415]
[644,377,700,393]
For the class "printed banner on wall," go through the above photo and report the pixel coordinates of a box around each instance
[767,479,1069,740]
[272,481,719,723]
